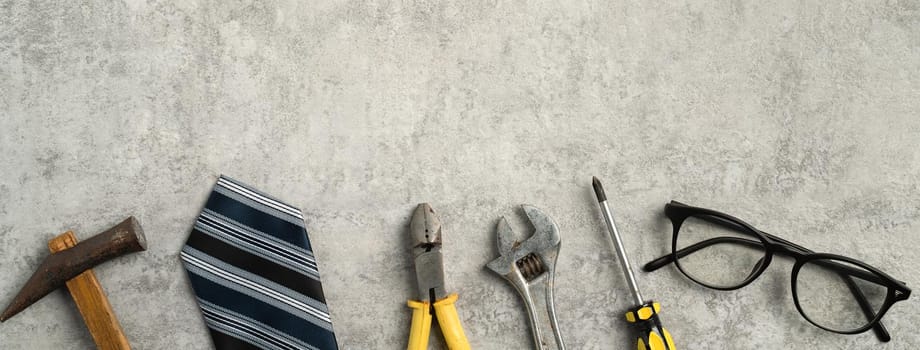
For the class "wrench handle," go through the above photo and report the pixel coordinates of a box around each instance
[625,301,676,350]
[407,300,432,350]
[510,267,565,350]
[433,294,471,350]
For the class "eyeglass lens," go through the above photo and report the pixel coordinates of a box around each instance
[795,258,888,332]
[675,215,768,289]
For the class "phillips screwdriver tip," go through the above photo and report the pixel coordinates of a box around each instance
[592,176,606,202]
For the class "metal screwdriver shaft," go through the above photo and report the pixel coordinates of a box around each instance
[593,176,676,350]
[593,177,644,306]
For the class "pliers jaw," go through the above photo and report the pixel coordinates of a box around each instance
[410,203,442,256]
[411,203,447,302]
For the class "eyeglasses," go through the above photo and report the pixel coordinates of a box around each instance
[643,201,911,342]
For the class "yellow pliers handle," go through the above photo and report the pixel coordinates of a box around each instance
[407,299,432,350]
[407,293,471,350]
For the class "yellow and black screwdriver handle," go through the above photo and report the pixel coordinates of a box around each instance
[625,301,676,350]
[407,293,471,350]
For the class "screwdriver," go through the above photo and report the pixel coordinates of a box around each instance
[592,176,676,350]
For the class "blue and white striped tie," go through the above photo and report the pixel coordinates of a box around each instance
[181,175,338,350]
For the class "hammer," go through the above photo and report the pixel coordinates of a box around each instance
[1,217,146,350]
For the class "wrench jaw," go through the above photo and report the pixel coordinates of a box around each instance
[485,205,562,276]
[496,217,517,257]
[486,205,566,350]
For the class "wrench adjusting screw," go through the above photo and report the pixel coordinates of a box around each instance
[516,253,546,281]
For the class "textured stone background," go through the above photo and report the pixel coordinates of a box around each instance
[1,0,919,349]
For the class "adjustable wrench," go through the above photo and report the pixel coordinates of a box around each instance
[486,205,565,350]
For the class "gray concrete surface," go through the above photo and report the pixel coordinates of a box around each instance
[1,0,919,349]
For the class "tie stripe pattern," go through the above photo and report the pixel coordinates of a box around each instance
[182,175,338,350]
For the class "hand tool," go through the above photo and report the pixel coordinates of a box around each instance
[1,217,146,350]
[407,203,471,350]
[486,205,565,350]
[592,177,675,350]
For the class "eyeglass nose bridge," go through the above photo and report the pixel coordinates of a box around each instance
[747,255,769,279]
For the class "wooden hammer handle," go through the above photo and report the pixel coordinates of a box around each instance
[49,231,131,350]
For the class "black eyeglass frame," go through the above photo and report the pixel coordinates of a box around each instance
[643,201,911,342]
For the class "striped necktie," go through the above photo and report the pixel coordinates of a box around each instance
[181,175,338,350]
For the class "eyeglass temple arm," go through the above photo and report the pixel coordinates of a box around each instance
[642,236,761,271]
[643,236,888,285]
[642,211,812,272]
[687,211,814,254]
[667,201,815,254]
[845,272,892,342]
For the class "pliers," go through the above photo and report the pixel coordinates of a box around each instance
[407,203,471,350]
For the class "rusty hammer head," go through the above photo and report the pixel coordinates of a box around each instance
[0,217,146,322]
